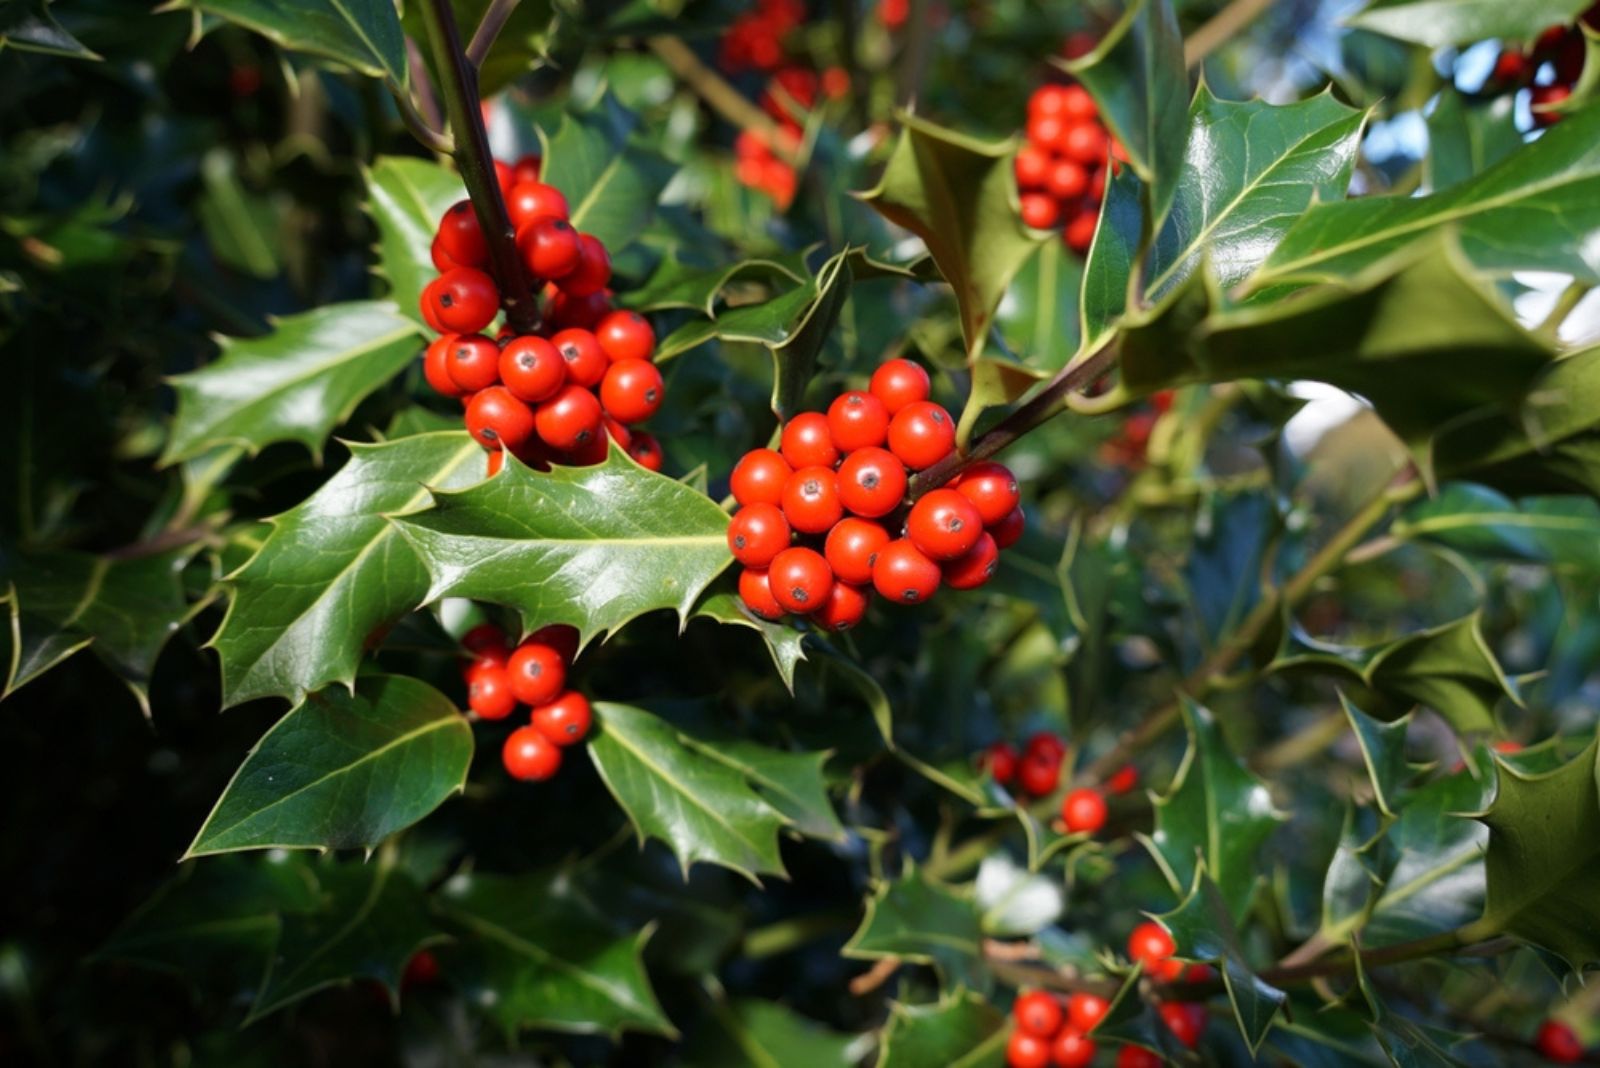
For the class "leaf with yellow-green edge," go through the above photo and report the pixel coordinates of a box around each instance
[692,590,809,692]
[682,995,855,1068]
[844,866,988,991]
[539,92,677,255]
[622,247,812,315]
[1342,694,1414,819]
[393,447,732,648]
[1345,0,1591,49]
[1,0,100,58]
[364,156,463,328]
[997,235,1084,371]
[1424,92,1522,193]
[166,0,408,84]
[877,991,1008,1068]
[676,722,844,843]
[1391,482,1600,573]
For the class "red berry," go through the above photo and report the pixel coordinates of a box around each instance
[494,159,515,197]
[503,725,562,781]
[825,517,891,585]
[467,666,517,720]
[1015,144,1051,190]
[628,431,664,471]
[731,448,793,506]
[907,488,984,560]
[402,949,440,989]
[419,278,448,333]
[532,690,592,747]
[869,359,931,414]
[780,412,841,469]
[887,401,956,470]
[1013,991,1063,1037]
[432,267,501,334]
[1061,788,1107,835]
[596,310,656,362]
[505,180,569,230]
[462,623,507,653]
[1158,1002,1205,1048]
[1017,750,1061,796]
[812,581,869,631]
[768,546,833,614]
[728,503,792,567]
[827,390,890,451]
[1029,84,1071,118]
[1115,1047,1161,1068]
[1064,210,1098,253]
[506,641,566,707]
[943,532,999,590]
[1106,763,1139,795]
[1051,1030,1096,1068]
[781,466,844,535]
[1061,84,1097,123]
[1026,113,1066,149]
[527,623,579,663]
[1128,922,1176,967]
[499,336,567,403]
[836,447,907,518]
[1047,159,1088,200]
[1537,1020,1585,1063]
[1020,192,1060,229]
[512,153,541,184]
[466,387,535,452]
[1066,993,1109,1033]
[1491,48,1529,84]
[738,567,786,620]
[955,462,1021,525]
[534,384,603,451]
[436,200,488,267]
[424,335,466,398]
[872,538,941,604]
[561,233,612,296]
[546,287,611,331]
[430,233,460,273]
[982,740,1020,785]
[551,328,608,388]
[600,359,665,424]
[517,216,581,280]
[1062,122,1108,165]
[1532,84,1572,127]
[1025,731,1066,762]
[462,645,509,683]
[1006,1029,1051,1068]
[445,334,502,393]
[990,507,1026,549]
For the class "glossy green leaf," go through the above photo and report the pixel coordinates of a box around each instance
[436,870,675,1038]
[679,727,843,842]
[1159,869,1287,1052]
[859,115,1044,361]
[1393,482,1600,572]
[1346,0,1592,49]
[844,867,986,990]
[161,301,422,464]
[186,675,472,856]
[997,236,1083,371]
[1078,165,1144,356]
[172,0,408,83]
[1354,958,1472,1068]
[587,702,790,881]
[365,156,463,327]
[1142,698,1287,920]
[683,996,854,1067]
[624,249,811,315]
[877,991,1008,1068]
[197,149,278,279]
[692,590,809,692]
[0,0,100,58]
[1343,695,1413,818]
[393,448,732,646]
[209,431,483,707]
[1258,104,1600,284]
[541,94,677,255]
[1475,735,1600,970]
[1424,93,1522,193]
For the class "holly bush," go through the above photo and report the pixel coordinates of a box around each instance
[7,0,1600,1064]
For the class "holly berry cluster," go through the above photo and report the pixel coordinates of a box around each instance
[982,732,1139,812]
[729,359,1025,629]
[459,621,591,782]
[1016,78,1116,253]
[419,154,664,476]
[1099,389,1174,470]
[1488,5,1598,126]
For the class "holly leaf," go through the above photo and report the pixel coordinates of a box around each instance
[877,991,1008,1068]
[1474,735,1600,971]
[436,870,675,1038]
[399,0,555,96]
[1346,0,1593,49]
[1141,697,1287,921]
[859,115,1044,361]
[393,448,732,647]
[169,0,409,84]
[692,590,809,692]
[622,248,811,315]
[678,726,844,843]
[844,866,987,990]
[1424,93,1522,193]
[161,301,422,464]
[683,996,854,1068]
[1343,695,1413,819]
[0,0,100,58]
[197,149,280,279]
[997,236,1084,371]
[1392,482,1600,574]
[1257,104,1600,285]
[185,675,472,857]
[1079,165,1145,356]
[540,93,677,254]
[587,702,790,881]
[365,156,463,328]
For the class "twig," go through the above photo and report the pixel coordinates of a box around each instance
[1184,0,1277,67]
[647,36,802,166]
[406,37,444,130]
[467,0,520,71]
[848,956,902,995]
[1537,280,1593,342]
[387,78,454,155]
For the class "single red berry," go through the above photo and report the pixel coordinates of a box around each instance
[872,538,941,604]
[1060,84,1097,123]
[424,335,466,398]
[1006,1029,1051,1068]
[1128,922,1176,967]
[517,216,581,280]
[527,623,579,664]
[532,690,592,747]
[512,153,541,184]
[887,401,956,470]
[1016,750,1061,797]
[1106,763,1139,795]
[869,358,930,414]
[503,725,562,781]
[1491,48,1529,84]
[836,447,907,518]
[812,580,869,631]
[943,532,999,590]
[430,233,460,273]
[1015,143,1051,190]
[494,158,515,197]
[1158,1002,1205,1048]
[1020,192,1060,229]
[738,567,786,620]
[780,412,841,469]
[506,641,566,707]
[628,431,664,471]
[907,488,984,560]
[595,310,656,363]
[446,334,503,393]
[433,267,501,334]
[466,387,535,452]
[728,503,792,567]
[565,430,610,466]
[731,448,793,507]
[546,287,611,332]
[1066,993,1109,1033]
[534,384,603,451]
[600,359,665,424]
[1062,122,1108,165]
[1025,731,1066,762]
[551,327,608,388]
[505,180,569,230]
[1047,159,1089,200]
[1051,1030,1096,1068]
[1029,84,1071,118]
[560,233,612,297]
[1026,113,1066,150]
[401,948,439,989]
[1064,210,1098,253]
[1536,1020,1585,1063]
[1013,991,1063,1038]
[436,200,488,268]
[1532,83,1572,127]
[1115,1046,1162,1068]
[462,623,507,653]
[825,517,891,585]
[467,665,517,720]
[768,547,833,614]
[499,336,567,403]
[990,506,1026,549]
[827,390,890,452]
[1061,788,1108,835]
[603,416,633,452]
[462,647,510,684]
[781,466,844,535]
[419,278,449,333]
[954,462,1021,525]
[982,741,1020,785]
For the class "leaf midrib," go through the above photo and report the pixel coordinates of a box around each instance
[447,908,657,1017]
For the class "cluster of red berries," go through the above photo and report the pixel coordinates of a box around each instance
[419,153,664,476]
[719,0,805,74]
[459,621,591,782]
[729,359,1025,629]
[1538,1019,1588,1063]
[982,733,1138,812]
[1488,5,1598,126]
[1016,79,1116,253]
[1098,389,1173,469]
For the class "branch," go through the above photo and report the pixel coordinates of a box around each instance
[1184,0,1277,67]
[387,78,454,155]
[417,0,541,333]
[406,37,444,130]
[1537,280,1593,342]
[647,36,802,166]
[467,0,520,71]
